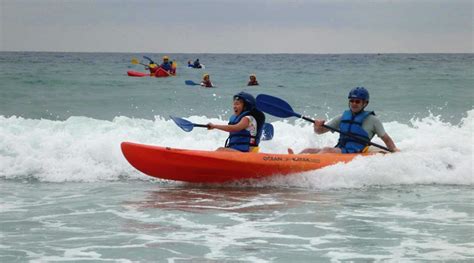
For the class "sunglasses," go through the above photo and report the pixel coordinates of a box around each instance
[349,99,363,104]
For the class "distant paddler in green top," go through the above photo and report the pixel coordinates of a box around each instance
[288,87,399,154]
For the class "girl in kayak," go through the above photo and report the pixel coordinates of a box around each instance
[201,74,213,88]
[207,92,266,153]
[247,74,259,86]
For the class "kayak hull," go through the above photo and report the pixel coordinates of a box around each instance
[127,70,150,77]
[121,142,371,183]
[126,68,175,78]
[155,68,171,77]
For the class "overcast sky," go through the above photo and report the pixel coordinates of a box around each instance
[1,0,472,53]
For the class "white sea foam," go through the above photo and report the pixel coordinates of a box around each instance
[0,110,472,186]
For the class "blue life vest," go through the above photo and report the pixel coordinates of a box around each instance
[225,111,263,152]
[160,62,172,71]
[336,110,375,153]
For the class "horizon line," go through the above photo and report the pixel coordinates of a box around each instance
[1,50,472,55]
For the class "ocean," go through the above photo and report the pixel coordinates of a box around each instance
[1,52,473,262]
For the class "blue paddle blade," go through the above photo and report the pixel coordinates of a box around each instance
[256,94,301,118]
[262,123,274,141]
[185,80,200,86]
[170,116,194,132]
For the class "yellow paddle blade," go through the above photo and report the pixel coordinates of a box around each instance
[172,61,178,69]
[131,58,140,64]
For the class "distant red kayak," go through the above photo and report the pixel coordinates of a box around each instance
[155,68,172,77]
[127,70,150,77]
[127,68,174,78]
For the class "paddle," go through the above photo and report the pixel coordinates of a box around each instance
[170,116,274,140]
[185,80,200,86]
[143,56,155,64]
[262,123,274,141]
[144,56,177,68]
[185,80,216,88]
[131,58,148,67]
[255,94,392,152]
[170,116,208,132]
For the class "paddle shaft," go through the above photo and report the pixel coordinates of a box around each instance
[194,124,209,128]
[300,116,392,152]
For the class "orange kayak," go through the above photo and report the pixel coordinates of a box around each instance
[121,142,373,183]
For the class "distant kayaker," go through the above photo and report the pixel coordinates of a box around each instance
[247,74,259,86]
[288,87,399,154]
[193,59,202,68]
[207,92,266,153]
[200,74,213,88]
[160,56,173,73]
[146,62,158,75]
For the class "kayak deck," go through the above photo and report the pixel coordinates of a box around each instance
[121,142,372,183]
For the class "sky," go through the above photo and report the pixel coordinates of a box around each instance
[1,0,472,53]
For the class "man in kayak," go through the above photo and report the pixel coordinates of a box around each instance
[247,74,259,86]
[289,87,399,154]
[200,74,213,88]
[160,56,173,73]
[193,59,202,68]
[208,92,266,153]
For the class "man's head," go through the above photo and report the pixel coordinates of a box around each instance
[348,87,369,113]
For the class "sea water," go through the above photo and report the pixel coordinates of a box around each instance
[0,52,473,262]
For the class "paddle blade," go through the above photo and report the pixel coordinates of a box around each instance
[131,58,140,64]
[170,116,194,132]
[143,56,155,64]
[256,94,301,118]
[261,123,274,141]
[185,80,199,86]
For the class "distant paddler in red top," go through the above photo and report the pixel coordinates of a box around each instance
[207,92,266,153]
[247,74,259,86]
[200,74,213,88]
